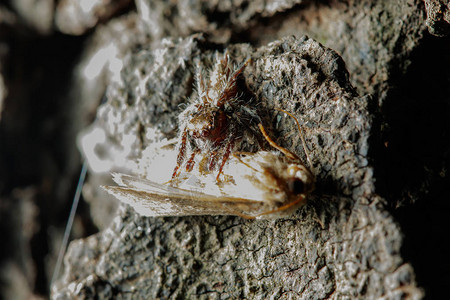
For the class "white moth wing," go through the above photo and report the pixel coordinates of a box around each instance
[103,173,265,217]
[217,154,268,200]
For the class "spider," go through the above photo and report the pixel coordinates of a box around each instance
[171,52,260,183]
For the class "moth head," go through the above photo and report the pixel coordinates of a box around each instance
[285,164,315,196]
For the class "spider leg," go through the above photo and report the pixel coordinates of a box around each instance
[208,150,219,172]
[217,58,251,106]
[172,129,188,180]
[196,65,210,104]
[185,148,200,172]
[229,58,251,82]
[223,52,231,78]
[215,138,235,181]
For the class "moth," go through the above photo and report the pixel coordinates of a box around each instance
[172,51,260,182]
[103,114,315,219]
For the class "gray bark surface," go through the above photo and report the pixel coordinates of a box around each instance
[2,0,448,299]
[53,34,420,299]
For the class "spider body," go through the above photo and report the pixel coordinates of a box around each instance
[172,52,259,182]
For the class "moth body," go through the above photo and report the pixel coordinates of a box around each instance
[104,144,314,219]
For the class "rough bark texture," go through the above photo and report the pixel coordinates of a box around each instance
[55,0,133,35]
[1,0,449,299]
[53,24,417,300]
[424,0,450,36]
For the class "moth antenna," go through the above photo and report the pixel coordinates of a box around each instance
[274,108,314,171]
[51,162,88,286]
[258,123,299,161]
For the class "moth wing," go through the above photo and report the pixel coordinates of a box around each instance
[103,173,264,217]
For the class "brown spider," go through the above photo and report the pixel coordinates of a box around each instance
[171,52,260,182]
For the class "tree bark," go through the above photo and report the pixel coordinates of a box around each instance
[52,1,429,298]
[3,0,448,299]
